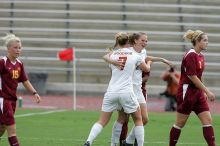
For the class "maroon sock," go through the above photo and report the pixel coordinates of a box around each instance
[8,136,19,146]
[203,126,216,146]
[169,126,181,146]
[120,121,128,143]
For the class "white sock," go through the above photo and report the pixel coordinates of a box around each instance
[126,126,135,144]
[111,121,123,146]
[86,123,103,144]
[134,126,144,146]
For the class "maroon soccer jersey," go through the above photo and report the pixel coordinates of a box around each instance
[179,49,204,86]
[0,56,28,100]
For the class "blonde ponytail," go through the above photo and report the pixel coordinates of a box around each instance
[183,30,204,42]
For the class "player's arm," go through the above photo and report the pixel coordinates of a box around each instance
[188,75,215,101]
[103,53,124,68]
[139,61,151,73]
[22,80,41,103]
[145,56,173,67]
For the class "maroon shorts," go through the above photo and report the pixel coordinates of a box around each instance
[176,85,209,115]
[0,98,16,125]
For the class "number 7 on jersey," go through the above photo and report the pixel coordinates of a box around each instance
[119,56,127,70]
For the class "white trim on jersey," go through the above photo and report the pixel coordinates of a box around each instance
[184,48,203,59]
[2,56,7,66]
[0,98,3,113]
[2,56,23,65]
[182,84,189,101]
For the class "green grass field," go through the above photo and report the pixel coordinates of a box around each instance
[0,109,219,146]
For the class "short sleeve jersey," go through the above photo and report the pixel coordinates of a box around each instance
[0,56,28,100]
[179,49,204,86]
[107,48,142,93]
[132,48,147,86]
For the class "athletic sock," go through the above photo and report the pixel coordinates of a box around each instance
[111,121,123,146]
[8,136,19,146]
[169,125,181,146]
[86,123,103,145]
[203,125,216,146]
[126,126,135,144]
[134,126,144,146]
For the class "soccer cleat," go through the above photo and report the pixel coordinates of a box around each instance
[121,140,133,146]
[83,141,90,146]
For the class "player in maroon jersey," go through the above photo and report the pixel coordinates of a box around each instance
[169,30,216,146]
[0,33,41,146]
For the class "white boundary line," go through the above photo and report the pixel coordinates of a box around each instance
[15,109,67,118]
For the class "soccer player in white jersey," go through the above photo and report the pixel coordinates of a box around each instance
[104,32,173,146]
[83,32,151,146]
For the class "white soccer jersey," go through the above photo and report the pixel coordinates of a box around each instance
[106,48,142,93]
[132,48,147,86]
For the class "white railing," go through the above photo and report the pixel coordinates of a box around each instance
[1,27,220,37]
[1,1,220,10]
[1,17,220,28]
[1,8,220,19]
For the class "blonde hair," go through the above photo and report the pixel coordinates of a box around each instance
[107,32,128,51]
[1,33,21,48]
[183,30,205,46]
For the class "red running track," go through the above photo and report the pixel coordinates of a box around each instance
[18,94,220,114]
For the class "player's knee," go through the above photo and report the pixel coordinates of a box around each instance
[202,117,213,125]
[176,119,187,128]
[97,119,109,127]
[132,116,143,126]
[117,114,128,124]
[175,122,185,128]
